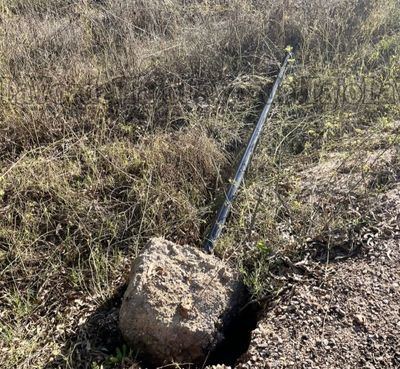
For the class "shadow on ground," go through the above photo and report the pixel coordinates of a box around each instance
[44,284,129,369]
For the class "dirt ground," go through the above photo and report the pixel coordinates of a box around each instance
[236,184,400,369]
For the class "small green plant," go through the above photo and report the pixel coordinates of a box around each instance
[256,240,272,255]
[106,345,132,366]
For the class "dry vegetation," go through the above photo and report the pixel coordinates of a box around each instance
[0,0,399,368]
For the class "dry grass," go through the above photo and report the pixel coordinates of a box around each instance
[0,0,399,368]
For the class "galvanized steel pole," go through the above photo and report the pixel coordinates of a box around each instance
[204,52,293,253]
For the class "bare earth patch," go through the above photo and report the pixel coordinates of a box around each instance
[237,185,400,369]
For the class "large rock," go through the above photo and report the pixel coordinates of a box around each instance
[119,238,245,366]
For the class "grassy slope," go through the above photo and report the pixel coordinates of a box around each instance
[0,0,399,368]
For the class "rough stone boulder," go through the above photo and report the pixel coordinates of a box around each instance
[119,238,245,366]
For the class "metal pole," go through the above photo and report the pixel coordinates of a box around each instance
[204,52,293,253]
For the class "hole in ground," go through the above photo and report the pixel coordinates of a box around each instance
[206,297,261,368]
